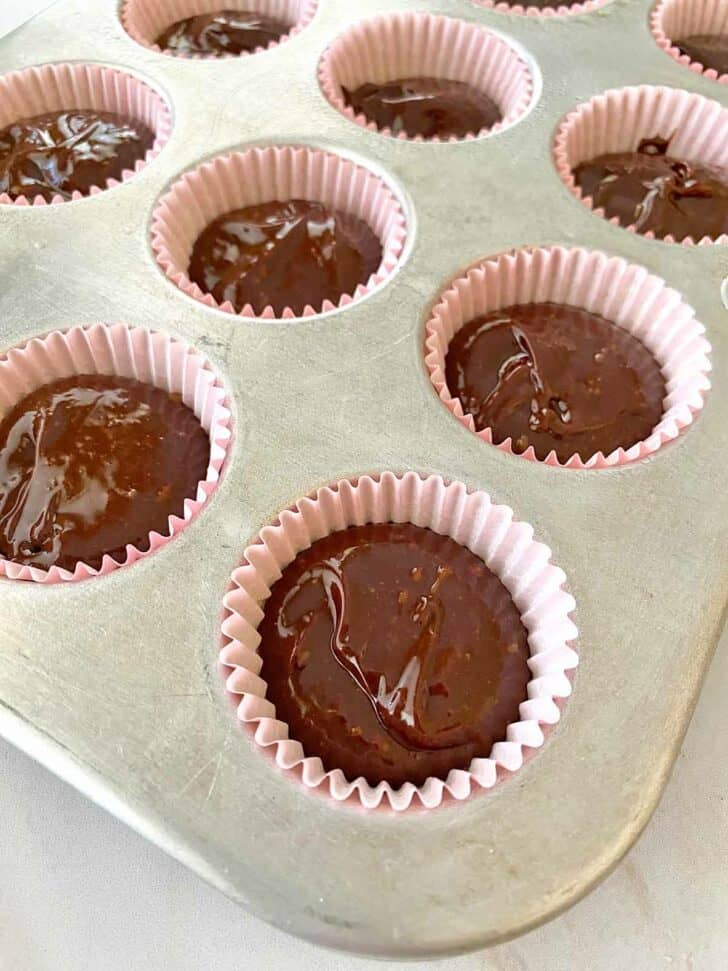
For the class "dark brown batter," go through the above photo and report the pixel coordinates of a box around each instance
[0,110,154,202]
[156,9,288,55]
[573,136,728,241]
[188,199,383,316]
[0,375,210,572]
[257,523,531,788]
[342,77,502,139]
[675,34,728,75]
[444,303,666,463]
[500,1,583,7]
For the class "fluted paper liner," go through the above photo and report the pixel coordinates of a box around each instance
[651,0,728,84]
[473,1,611,16]
[0,63,172,206]
[553,84,728,244]
[424,246,711,468]
[151,145,407,319]
[0,324,231,583]
[318,12,533,142]
[121,0,318,58]
[220,471,578,811]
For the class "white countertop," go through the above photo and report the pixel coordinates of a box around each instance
[1,626,726,971]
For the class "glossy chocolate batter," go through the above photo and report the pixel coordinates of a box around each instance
[0,376,210,572]
[444,303,666,463]
[675,34,728,75]
[257,522,531,788]
[501,1,582,6]
[188,199,383,316]
[156,9,288,55]
[573,136,728,241]
[342,77,502,139]
[0,110,154,202]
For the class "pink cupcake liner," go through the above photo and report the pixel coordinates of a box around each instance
[553,84,728,245]
[472,0,612,17]
[220,471,578,811]
[150,144,407,319]
[424,246,711,469]
[120,0,318,58]
[0,63,172,207]
[318,12,534,142]
[0,323,231,583]
[651,0,728,84]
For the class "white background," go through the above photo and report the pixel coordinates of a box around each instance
[0,3,726,969]
[0,1,57,41]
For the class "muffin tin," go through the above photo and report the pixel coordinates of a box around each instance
[1,0,727,958]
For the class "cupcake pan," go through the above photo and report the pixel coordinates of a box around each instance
[1,0,727,958]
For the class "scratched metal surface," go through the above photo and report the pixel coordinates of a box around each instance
[0,0,727,958]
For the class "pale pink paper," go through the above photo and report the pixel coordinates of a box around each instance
[0,63,172,206]
[424,246,711,469]
[553,84,728,244]
[120,0,318,57]
[150,145,407,319]
[651,0,728,84]
[220,471,578,811]
[473,0,612,17]
[473,0,611,16]
[0,324,231,583]
[318,12,533,142]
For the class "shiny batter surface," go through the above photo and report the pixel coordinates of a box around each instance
[573,136,728,241]
[342,77,502,139]
[0,376,210,571]
[500,1,585,7]
[0,110,154,202]
[156,9,288,55]
[445,303,666,463]
[257,523,531,788]
[188,199,383,316]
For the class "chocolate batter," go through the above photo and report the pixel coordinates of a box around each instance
[444,303,666,463]
[156,9,288,55]
[675,34,728,75]
[501,1,583,7]
[0,375,210,572]
[342,77,502,139]
[188,199,383,316]
[257,523,531,788]
[573,136,728,241]
[0,110,154,202]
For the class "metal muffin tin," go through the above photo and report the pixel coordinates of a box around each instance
[1,0,727,958]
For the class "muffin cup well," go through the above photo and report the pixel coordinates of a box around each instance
[651,0,728,84]
[120,0,318,57]
[220,471,578,811]
[318,12,534,142]
[150,144,407,319]
[473,0,611,16]
[0,63,172,206]
[0,323,231,583]
[553,84,728,245]
[424,246,711,469]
